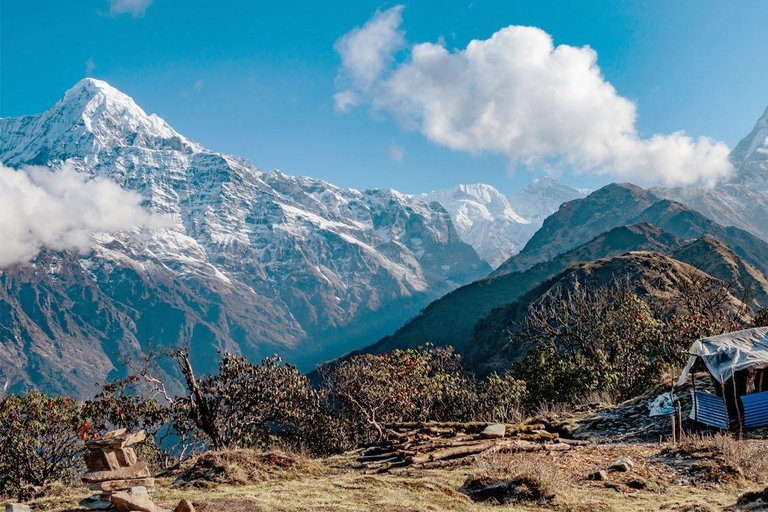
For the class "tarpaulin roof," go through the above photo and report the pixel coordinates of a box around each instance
[677,327,768,386]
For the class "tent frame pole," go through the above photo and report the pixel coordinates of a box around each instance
[691,371,698,427]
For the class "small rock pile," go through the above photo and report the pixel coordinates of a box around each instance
[79,428,184,512]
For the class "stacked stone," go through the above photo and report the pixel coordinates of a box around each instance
[80,428,160,512]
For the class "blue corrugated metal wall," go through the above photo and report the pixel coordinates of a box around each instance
[741,390,768,429]
[691,391,728,429]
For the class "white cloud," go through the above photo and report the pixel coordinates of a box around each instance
[334,90,359,114]
[0,162,159,267]
[107,0,154,17]
[193,78,204,92]
[335,12,733,187]
[334,5,405,92]
[85,57,96,77]
[388,142,405,163]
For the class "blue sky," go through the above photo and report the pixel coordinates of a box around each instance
[2,0,768,194]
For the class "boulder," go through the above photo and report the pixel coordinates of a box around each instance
[84,447,138,471]
[110,486,159,512]
[5,504,31,512]
[86,429,146,449]
[609,458,634,473]
[103,428,128,439]
[79,495,114,510]
[174,499,196,512]
[588,470,607,481]
[462,480,514,504]
[480,423,506,439]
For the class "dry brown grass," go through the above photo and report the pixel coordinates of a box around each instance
[173,448,325,488]
[467,450,569,503]
[22,441,768,512]
[676,431,768,483]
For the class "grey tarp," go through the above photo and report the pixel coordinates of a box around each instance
[677,327,768,386]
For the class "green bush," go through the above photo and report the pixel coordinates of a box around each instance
[320,346,524,443]
[513,276,745,408]
[172,353,319,451]
[81,376,173,470]
[0,391,83,500]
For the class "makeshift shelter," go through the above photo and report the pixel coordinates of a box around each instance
[677,327,768,429]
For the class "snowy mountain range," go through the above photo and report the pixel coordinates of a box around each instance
[416,178,589,267]
[0,78,489,396]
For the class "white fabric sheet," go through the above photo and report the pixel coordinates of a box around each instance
[676,327,768,386]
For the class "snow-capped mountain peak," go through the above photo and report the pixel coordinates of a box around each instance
[1,78,201,167]
[0,79,491,394]
[652,102,768,244]
[732,105,768,166]
[416,178,589,268]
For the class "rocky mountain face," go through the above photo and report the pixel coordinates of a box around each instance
[492,183,658,276]
[416,178,588,268]
[671,236,768,307]
[654,105,768,241]
[0,78,489,396]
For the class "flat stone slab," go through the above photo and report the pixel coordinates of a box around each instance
[83,460,151,483]
[6,504,31,512]
[86,430,146,449]
[111,486,160,512]
[78,495,114,510]
[90,477,155,492]
[85,447,138,471]
[480,423,506,438]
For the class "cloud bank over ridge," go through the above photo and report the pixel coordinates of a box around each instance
[0,162,158,266]
[334,6,733,187]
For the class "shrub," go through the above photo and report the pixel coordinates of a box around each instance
[172,353,319,451]
[321,346,475,441]
[471,373,526,423]
[753,307,768,328]
[81,376,173,469]
[513,284,663,405]
[0,391,83,500]
[81,376,170,436]
[512,275,747,408]
[463,451,568,504]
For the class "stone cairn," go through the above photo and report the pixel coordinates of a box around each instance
[79,428,193,512]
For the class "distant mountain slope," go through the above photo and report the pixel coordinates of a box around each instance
[654,104,768,241]
[355,182,768,372]
[0,79,490,396]
[415,184,532,268]
[492,183,658,276]
[671,236,768,307]
[509,176,592,229]
[467,250,754,374]
[416,179,588,268]
[493,183,768,279]
[361,222,684,358]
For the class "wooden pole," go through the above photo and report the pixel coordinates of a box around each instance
[671,411,676,445]
[691,372,698,427]
[732,368,743,437]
